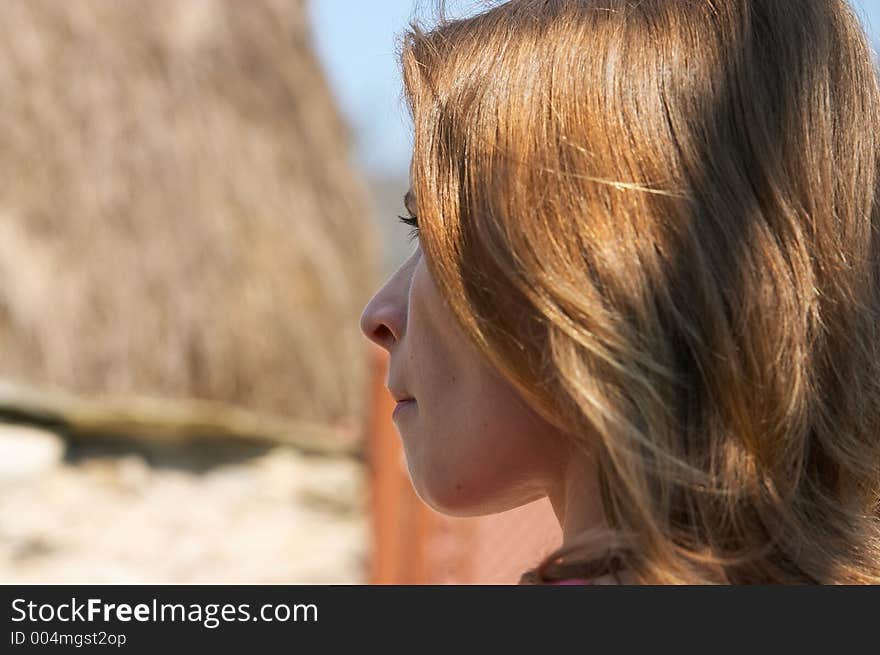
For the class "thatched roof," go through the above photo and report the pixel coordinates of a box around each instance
[0,0,378,425]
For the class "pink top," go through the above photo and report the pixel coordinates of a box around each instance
[550,577,594,585]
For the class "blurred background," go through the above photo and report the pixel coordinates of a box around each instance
[0,0,877,584]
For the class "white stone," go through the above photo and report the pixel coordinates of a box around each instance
[0,424,64,483]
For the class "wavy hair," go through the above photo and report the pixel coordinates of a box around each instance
[399,0,880,583]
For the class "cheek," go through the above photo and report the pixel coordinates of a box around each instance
[415,385,557,516]
[406,252,477,397]
[401,255,560,515]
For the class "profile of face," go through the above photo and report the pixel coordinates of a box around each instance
[359,191,569,517]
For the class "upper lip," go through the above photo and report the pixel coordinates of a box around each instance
[389,389,414,403]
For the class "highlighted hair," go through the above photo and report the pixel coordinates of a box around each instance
[400,0,880,583]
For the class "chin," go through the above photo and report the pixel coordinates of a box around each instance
[412,470,541,518]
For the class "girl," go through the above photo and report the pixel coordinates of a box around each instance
[359,0,880,584]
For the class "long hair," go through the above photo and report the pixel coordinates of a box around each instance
[399,0,880,583]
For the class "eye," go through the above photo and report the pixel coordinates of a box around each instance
[397,213,420,243]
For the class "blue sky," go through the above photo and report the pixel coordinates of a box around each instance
[308,0,880,181]
[307,0,423,178]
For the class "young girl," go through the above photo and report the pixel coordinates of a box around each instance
[359,0,880,584]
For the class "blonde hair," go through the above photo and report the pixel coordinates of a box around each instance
[400,0,880,584]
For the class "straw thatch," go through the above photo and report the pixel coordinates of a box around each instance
[0,0,378,425]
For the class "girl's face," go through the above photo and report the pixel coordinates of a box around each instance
[359,194,568,516]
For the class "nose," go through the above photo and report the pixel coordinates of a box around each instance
[359,263,411,353]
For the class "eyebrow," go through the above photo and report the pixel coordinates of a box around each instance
[403,190,417,216]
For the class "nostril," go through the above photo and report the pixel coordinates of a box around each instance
[372,323,395,347]
[360,293,404,347]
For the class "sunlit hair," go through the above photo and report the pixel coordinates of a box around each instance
[399,0,880,584]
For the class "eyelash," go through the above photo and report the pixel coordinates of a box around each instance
[397,213,420,243]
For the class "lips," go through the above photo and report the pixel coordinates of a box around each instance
[392,397,416,421]
[388,386,414,403]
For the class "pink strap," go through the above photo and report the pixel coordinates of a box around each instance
[550,577,593,585]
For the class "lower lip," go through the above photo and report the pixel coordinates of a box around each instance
[392,399,416,421]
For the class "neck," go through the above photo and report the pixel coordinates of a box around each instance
[546,445,605,548]
[545,448,638,584]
